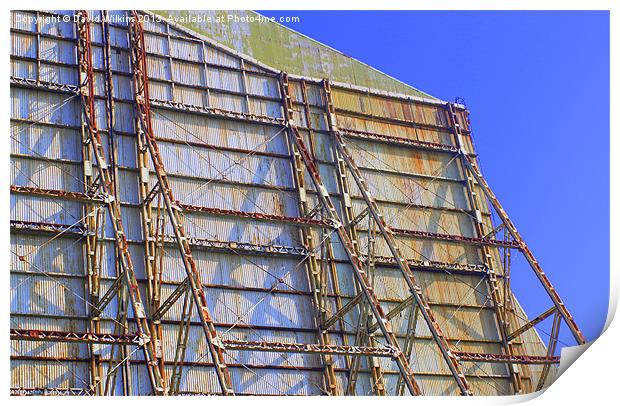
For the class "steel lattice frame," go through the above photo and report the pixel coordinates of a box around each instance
[8,9,585,396]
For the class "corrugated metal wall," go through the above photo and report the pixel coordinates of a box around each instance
[10,10,554,395]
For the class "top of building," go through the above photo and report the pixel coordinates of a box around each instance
[152,10,437,100]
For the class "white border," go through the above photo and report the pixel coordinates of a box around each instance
[2,2,616,405]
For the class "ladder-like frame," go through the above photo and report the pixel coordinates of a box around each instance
[127,11,235,396]
[75,10,165,395]
[450,103,586,347]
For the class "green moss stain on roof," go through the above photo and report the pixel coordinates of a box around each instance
[152,10,436,99]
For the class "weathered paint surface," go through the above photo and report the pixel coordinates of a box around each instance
[152,10,436,99]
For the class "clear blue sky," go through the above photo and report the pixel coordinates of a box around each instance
[259,10,610,350]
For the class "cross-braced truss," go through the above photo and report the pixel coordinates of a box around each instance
[9,9,584,396]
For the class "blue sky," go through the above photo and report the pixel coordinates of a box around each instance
[260,10,610,350]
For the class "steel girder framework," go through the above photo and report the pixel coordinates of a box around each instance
[127,11,235,395]
[9,9,585,396]
[280,75,339,394]
[321,79,387,395]
[281,72,425,396]
[74,10,165,395]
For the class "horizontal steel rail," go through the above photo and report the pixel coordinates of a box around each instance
[454,352,560,365]
[507,307,557,342]
[12,328,556,364]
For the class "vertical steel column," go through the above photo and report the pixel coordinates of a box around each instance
[169,288,194,394]
[280,74,338,395]
[100,11,133,395]
[79,39,105,396]
[536,311,561,390]
[280,73,423,397]
[452,105,586,346]
[133,11,167,390]
[320,80,386,395]
[329,128,473,396]
[446,103,523,394]
[74,10,165,395]
[128,11,235,396]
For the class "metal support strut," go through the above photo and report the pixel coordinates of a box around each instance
[450,103,586,346]
[74,10,165,395]
[128,10,235,396]
[280,72,425,396]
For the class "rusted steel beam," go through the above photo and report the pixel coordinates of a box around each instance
[11,387,94,396]
[335,107,459,134]
[507,307,557,342]
[281,74,339,395]
[9,219,309,257]
[455,104,586,346]
[150,98,286,127]
[152,279,189,321]
[10,220,85,235]
[536,311,562,390]
[10,75,78,93]
[10,329,397,358]
[10,185,104,203]
[223,339,397,358]
[74,10,165,395]
[390,227,521,248]
[454,352,560,365]
[447,102,523,394]
[179,203,329,227]
[339,128,459,154]
[128,11,234,396]
[10,328,142,346]
[10,219,496,277]
[322,79,387,395]
[322,295,364,330]
[9,185,326,228]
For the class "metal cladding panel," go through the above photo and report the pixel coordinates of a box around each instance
[166,176,300,217]
[174,212,301,247]
[208,67,243,92]
[12,339,90,360]
[11,32,37,58]
[11,122,81,161]
[205,45,241,68]
[347,138,461,179]
[11,59,37,80]
[40,63,79,86]
[42,17,75,39]
[349,199,475,237]
[10,194,83,225]
[210,91,247,113]
[246,73,280,98]
[40,37,76,64]
[154,141,294,188]
[11,88,79,126]
[10,273,86,317]
[159,251,309,292]
[11,234,84,276]
[11,158,83,193]
[11,11,37,31]
[336,113,454,146]
[151,110,289,154]
[170,37,203,62]
[11,360,91,390]
[173,60,205,87]
[355,232,482,264]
